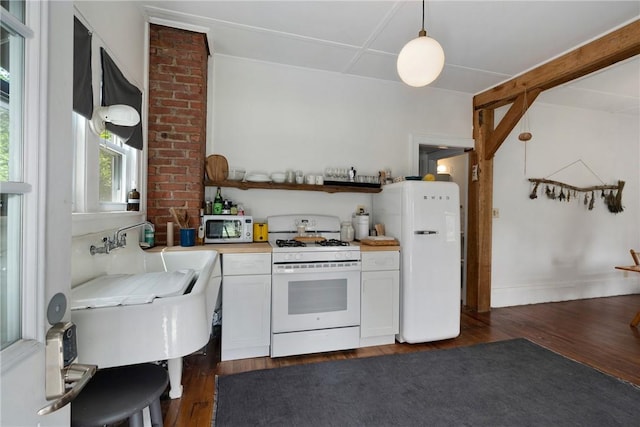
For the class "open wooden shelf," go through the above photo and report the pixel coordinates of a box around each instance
[204,180,382,194]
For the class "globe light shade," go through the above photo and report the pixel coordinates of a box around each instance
[397,35,445,87]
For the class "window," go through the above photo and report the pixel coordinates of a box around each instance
[71,15,140,214]
[99,138,124,203]
[72,111,139,212]
[0,0,31,350]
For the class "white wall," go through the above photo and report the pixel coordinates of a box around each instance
[492,103,640,306]
[67,2,147,299]
[71,1,147,238]
[74,1,146,88]
[209,55,472,221]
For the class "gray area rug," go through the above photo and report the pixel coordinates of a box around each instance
[213,339,640,426]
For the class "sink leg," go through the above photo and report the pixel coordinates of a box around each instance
[167,357,184,399]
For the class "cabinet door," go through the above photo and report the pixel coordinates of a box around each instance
[221,274,271,360]
[361,270,399,338]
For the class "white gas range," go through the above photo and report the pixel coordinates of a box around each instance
[267,214,361,358]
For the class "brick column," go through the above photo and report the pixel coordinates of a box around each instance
[147,25,208,245]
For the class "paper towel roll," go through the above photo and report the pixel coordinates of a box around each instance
[167,221,174,247]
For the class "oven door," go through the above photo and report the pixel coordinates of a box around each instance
[271,269,360,333]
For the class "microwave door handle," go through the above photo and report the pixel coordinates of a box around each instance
[414,230,438,235]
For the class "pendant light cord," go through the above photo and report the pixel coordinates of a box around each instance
[523,88,528,175]
[522,88,529,131]
[419,0,427,36]
[522,87,529,175]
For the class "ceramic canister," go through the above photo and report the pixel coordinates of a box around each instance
[352,213,370,241]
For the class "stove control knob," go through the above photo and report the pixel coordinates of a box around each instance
[335,252,343,259]
[285,254,294,261]
[295,253,303,260]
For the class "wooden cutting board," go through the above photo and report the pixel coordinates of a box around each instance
[206,154,228,181]
[294,236,326,243]
[360,238,399,246]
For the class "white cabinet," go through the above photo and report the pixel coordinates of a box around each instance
[221,253,271,361]
[360,250,400,347]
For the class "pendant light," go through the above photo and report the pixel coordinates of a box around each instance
[397,0,445,87]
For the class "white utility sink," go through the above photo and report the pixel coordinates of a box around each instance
[71,248,221,399]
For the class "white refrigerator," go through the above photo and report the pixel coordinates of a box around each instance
[373,181,461,343]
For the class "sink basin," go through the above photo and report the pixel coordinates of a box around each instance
[71,248,221,399]
[70,269,197,309]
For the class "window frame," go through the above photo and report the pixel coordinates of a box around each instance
[0,0,46,364]
[72,111,139,213]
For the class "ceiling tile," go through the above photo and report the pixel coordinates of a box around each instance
[209,24,360,73]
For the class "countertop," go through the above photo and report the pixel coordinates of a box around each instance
[146,242,272,254]
[146,241,400,254]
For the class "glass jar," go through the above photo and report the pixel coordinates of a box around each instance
[340,222,355,242]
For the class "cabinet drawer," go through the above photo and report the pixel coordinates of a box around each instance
[223,253,271,276]
[361,251,399,271]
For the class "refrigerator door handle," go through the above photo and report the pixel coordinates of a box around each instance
[414,230,438,235]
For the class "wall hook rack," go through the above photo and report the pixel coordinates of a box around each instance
[528,178,624,213]
[527,159,624,213]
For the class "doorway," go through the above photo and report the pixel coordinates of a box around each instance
[410,135,473,305]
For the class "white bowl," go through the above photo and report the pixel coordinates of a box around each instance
[227,168,246,181]
[271,172,286,183]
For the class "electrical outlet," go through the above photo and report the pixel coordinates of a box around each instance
[471,164,479,181]
[492,208,500,218]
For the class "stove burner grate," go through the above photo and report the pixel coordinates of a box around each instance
[317,239,350,247]
[276,239,306,247]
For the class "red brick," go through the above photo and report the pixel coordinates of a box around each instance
[161,99,189,108]
[148,25,207,245]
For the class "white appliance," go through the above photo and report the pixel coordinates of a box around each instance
[267,214,361,357]
[203,215,253,243]
[373,181,460,343]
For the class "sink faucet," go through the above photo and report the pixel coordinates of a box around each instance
[115,221,155,248]
[90,221,155,255]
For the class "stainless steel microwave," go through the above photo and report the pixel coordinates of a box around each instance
[203,215,253,243]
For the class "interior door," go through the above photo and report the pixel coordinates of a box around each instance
[0,1,74,425]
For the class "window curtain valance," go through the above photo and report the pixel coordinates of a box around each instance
[100,48,143,150]
[73,17,93,119]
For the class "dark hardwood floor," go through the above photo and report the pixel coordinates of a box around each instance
[161,294,640,426]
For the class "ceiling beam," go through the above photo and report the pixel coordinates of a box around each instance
[474,19,640,111]
[466,19,639,313]
[484,88,541,160]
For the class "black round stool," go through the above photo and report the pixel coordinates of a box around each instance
[71,363,168,427]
